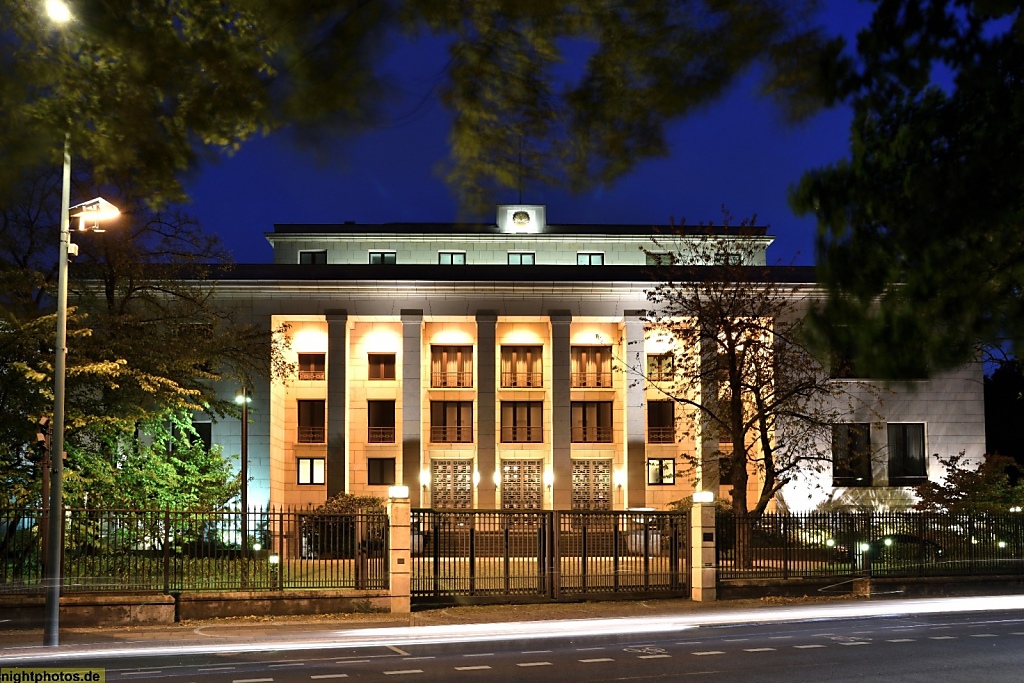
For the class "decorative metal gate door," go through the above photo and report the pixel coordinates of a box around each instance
[572,459,612,510]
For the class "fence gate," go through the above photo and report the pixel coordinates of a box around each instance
[411,509,689,604]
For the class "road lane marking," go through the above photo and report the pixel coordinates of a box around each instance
[839,642,870,646]
[794,645,826,649]
[463,653,494,657]
[383,670,423,675]
[769,636,793,639]
[971,634,997,637]
[523,650,552,653]
[744,648,776,652]
[639,654,671,659]
[199,667,236,672]
[311,675,350,680]
[929,636,957,640]
[887,639,915,642]
[692,651,725,656]
[335,660,370,665]
[402,657,436,661]
[455,666,492,671]
[124,673,162,677]
[517,662,553,667]
[271,663,305,668]
[234,679,274,683]
[580,658,615,663]
[723,638,749,642]
[576,647,605,651]
[388,645,411,656]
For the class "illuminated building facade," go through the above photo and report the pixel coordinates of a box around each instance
[206,206,985,512]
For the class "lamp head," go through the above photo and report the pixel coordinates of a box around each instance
[69,197,120,232]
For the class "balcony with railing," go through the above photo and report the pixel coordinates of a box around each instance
[368,427,396,443]
[571,426,613,443]
[431,371,472,388]
[500,426,543,443]
[430,426,473,443]
[298,426,326,443]
[647,427,675,444]
[298,370,326,381]
[570,372,613,388]
[501,372,543,388]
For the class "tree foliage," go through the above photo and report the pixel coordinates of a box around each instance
[915,452,1024,514]
[1,0,827,211]
[0,168,278,507]
[642,222,866,520]
[792,0,1024,377]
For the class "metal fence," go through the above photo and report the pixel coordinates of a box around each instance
[0,506,388,594]
[717,511,1024,580]
[411,509,689,603]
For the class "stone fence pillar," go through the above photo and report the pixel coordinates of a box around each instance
[387,488,411,613]
[691,500,717,601]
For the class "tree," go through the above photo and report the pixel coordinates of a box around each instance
[0,0,827,210]
[915,452,1024,515]
[642,221,866,522]
[0,167,282,507]
[791,0,1024,377]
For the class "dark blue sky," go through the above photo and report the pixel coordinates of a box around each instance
[185,1,874,266]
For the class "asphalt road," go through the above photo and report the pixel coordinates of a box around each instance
[4,597,1024,682]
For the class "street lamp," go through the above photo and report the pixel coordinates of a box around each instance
[43,191,120,647]
[235,388,252,563]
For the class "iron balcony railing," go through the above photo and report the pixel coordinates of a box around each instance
[298,370,325,381]
[500,426,543,443]
[571,426,613,443]
[431,372,472,388]
[298,426,326,443]
[570,372,613,388]
[430,426,473,443]
[501,372,543,388]
[368,427,396,443]
[647,427,675,443]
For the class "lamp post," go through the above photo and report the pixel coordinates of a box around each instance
[43,183,119,646]
[235,388,251,570]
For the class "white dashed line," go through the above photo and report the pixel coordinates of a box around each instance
[794,645,826,649]
[455,666,492,671]
[402,657,436,661]
[523,650,553,654]
[971,634,997,637]
[234,679,274,683]
[580,658,615,663]
[769,636,794,639]
[388,646,412,656]
[463,653,495,657]
[335,660,370,665]
[839,642,870,646]
[744,648,776,652]
[517,662,553,667]
[270,663,305,668]
[199,668,235,672]
[124,673,163,678]
[723,638,750,642]
[639,654,671,659]
[311,675,350,680]
[887,639,915,643]
[929,636,957,640]
[692,651,725,656]
[383,670,423,676]
[577,647,605,651]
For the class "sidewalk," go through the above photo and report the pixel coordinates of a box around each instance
[0,594,850,651]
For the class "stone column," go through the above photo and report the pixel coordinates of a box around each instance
[401,310,423,507]
[476,311,498,509]
[623,310,646,509]
[690,501,718,601]
[387,491,411,614]
[325,310,348,497]
[549,311,572,510]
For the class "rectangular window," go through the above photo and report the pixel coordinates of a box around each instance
[430,401,473,443]
[888,423,927,485]
[431,345,473,388]
[645,252,673,266]
[367,458,396,486]
[501,345,543,387]
[647,400,675,443]
[832,423,872,487]
[297,353,325,381]
[571,401,613,443]
[507,251,535,265]
[369,251,397,265]
[576,252,604,265]
[298,250,327,265]
[368,400,396,443]
[438,251,466,265]
[500,401,543,443]
[647,353,674,382]
[571,346,612,387]
[297,457,325,485]
[297,400,325,443]
[368,353,396,380]
[647,458,675,485]
[714,251,742,266]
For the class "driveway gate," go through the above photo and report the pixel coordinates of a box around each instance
[411,509,689,604]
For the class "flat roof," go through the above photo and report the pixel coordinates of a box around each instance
[269,222,771,238]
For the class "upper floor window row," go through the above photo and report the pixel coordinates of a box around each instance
[508,251,535,265]
[577,252,604,266]
[570,346,612,387]
[501,345,542,388]
[439,251,466,265]
[299,250,327,265]
[431,345,472,388]
[369,251,397,265]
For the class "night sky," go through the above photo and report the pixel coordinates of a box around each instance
[184,1,874,266]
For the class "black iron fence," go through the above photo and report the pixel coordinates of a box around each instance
[717,511,1024,580]
[0,506,388,594]
[411,509,689,603]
